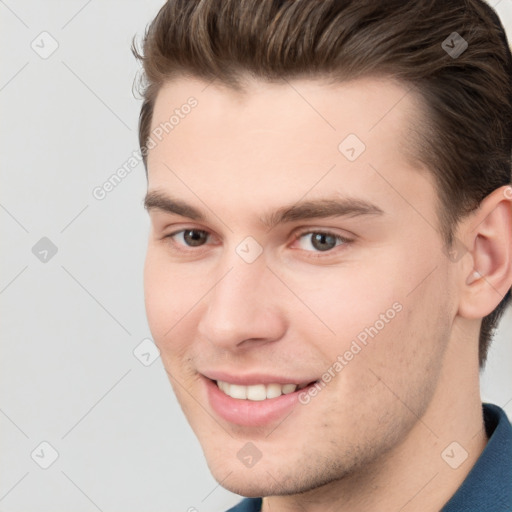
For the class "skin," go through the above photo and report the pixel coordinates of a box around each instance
[143,76,512,512]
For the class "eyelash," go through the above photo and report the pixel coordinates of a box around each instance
[163,228,352,256]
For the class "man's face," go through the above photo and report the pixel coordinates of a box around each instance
[144,76,458,496]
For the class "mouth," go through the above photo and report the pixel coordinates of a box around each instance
[202,375,319,427]
[215,380,314,401]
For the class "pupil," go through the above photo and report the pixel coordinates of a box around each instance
[312,233,336,251]
[184,230,207,246]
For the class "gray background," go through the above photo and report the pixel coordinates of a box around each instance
[1,1,511,511]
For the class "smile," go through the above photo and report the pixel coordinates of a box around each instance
[216,380,311,401]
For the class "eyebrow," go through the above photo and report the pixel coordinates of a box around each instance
[261,198,384,228]
[144,191,384,228]
[144,191,205,221]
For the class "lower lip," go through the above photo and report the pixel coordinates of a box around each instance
[204,378,315,427]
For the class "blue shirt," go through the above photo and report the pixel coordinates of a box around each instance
[226,403,512,511]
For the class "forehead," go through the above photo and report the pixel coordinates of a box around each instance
[149,75,418,150]
[146,76,435,222]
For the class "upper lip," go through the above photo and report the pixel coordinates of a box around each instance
[201,370,317,386]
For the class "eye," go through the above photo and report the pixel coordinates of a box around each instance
[169,229,209,247]
[296,231,348,252]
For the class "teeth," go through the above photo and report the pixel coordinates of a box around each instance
[229,384,247,399]
[247,384,267,401]
[282,384,297,394]
[266,383,282,399]
[216,380,301,401]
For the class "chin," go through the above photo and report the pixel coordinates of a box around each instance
[208,465,270,496]
[204,452,330,499]
[202,451,283,496]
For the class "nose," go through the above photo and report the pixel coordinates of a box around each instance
[197,256,287,350]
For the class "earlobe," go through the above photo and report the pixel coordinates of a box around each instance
[457,185,512,319]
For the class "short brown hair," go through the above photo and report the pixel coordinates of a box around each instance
[132,0,512,368]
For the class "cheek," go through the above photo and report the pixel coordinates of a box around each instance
[143,248,199,348]
[284,259,404,350]
[299,246,453,398]
[345,266,453,415]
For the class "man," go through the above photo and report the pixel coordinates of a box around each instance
[133,0,512,510]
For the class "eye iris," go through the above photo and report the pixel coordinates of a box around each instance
[311,233,337,251]
[184,229,207,246]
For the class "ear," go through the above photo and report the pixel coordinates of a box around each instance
[457,185,512,319]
